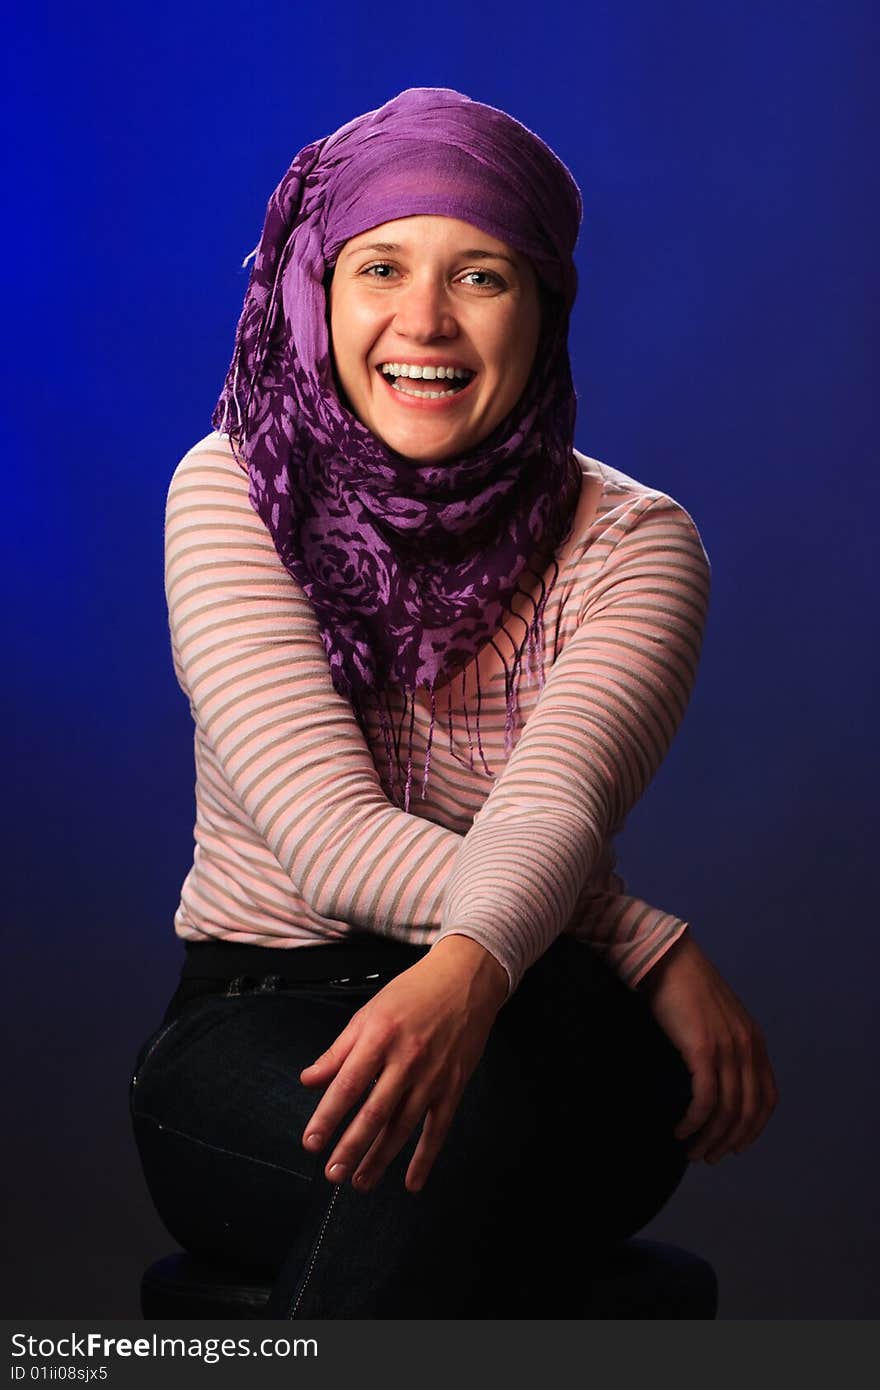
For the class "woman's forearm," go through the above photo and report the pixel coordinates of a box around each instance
[434,494,710,992]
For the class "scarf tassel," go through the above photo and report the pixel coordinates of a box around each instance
[343,556,562,813]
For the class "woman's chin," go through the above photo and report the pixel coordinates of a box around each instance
[375,426,477,464]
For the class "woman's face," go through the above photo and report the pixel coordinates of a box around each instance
[328,215,541,462]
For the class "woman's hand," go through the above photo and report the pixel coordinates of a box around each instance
[639,933,778,1162]
[299,935,508,1194]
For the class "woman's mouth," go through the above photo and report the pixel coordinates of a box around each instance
[376,362,476,401]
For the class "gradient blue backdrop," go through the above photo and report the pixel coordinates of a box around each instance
[5,0,876,1317]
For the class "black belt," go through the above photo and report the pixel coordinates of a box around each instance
[180,936,431,985]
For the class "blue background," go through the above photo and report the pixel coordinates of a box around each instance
[5,0,877,1316]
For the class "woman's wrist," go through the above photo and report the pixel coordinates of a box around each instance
[636,929,698,999]
[428,933,510,1008]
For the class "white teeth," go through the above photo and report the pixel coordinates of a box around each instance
[390,381,460,399]
[380,363,473,381]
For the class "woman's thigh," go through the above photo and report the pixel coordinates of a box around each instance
[130,940,692,1317]
[130,982,364,1272]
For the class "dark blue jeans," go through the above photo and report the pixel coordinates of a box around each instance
[130,935,692,1318]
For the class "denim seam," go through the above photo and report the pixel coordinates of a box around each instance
[130,1016,185,1093]
[133,1111,313,1182]
[288,1184,342,1318]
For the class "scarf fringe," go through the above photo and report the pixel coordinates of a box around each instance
[364,558,561,812]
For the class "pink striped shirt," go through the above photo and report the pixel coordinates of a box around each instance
[166,433,710,997]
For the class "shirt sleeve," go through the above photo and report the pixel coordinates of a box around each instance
[433,491,711,993]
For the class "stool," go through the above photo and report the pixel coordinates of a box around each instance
[141,1240,718,1319]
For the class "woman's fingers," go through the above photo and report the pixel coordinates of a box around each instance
[740,1037,779,1151]
[405,1095,459,1192]
[724,1021,776,1156]
[300,1040,391,1169]
[353,1076,464,1193]
[303,1041,441,1187]
[324,1063,433,1184]
[679,1021,775,1162]
[351,1087,434,1192]
[722,1036,760,1156]
[309,1064,458,1191]
[299,1012,364,1087]
[297,946,502,1191]
[673,1042,718,1141]
[691,1050,742,1162]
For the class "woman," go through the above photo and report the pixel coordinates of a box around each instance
[131,87,777,1318]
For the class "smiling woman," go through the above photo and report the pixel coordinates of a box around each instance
[130,87,777,1319]
[329,216,541,461]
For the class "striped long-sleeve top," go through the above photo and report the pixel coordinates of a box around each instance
[166,432,711,998]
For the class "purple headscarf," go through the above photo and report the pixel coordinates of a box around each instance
[213,87,583,808]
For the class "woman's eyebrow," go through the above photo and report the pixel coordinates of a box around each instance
[346,241,401,257]
[461,250,518,267]
[343,241,517,268]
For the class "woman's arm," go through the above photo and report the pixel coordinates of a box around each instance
[434,490,711,992]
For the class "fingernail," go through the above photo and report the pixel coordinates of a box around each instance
[303,1132,322,1150]
[328,1162,347,1181]
[353,1172,370,1191]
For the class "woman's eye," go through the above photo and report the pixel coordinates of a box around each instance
[358,264,504,288]
[460,270,504,289]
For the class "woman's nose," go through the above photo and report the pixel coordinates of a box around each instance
[392,278,457,342]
